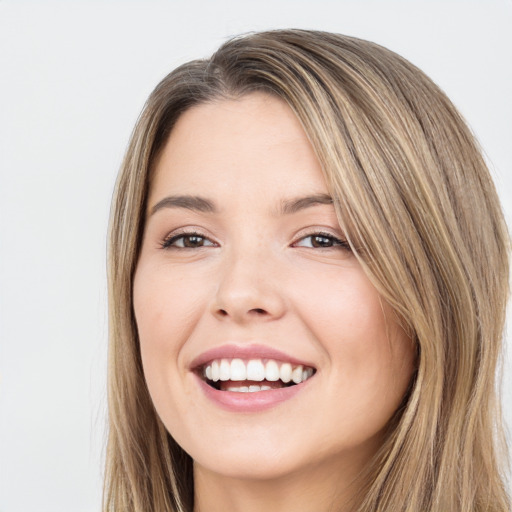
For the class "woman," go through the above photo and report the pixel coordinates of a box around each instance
[104,30,510,511]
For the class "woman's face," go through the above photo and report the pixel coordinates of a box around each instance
[133,93,415,482]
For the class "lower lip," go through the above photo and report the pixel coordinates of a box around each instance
[194,374,312,412]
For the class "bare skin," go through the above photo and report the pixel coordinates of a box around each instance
[194,438,381,512]
[133,93,415,512]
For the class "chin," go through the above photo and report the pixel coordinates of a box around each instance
[194,449,308,482]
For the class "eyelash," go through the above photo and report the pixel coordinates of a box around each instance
[160,230,216,249]
[160,230,351,251]
[293,232,351,250]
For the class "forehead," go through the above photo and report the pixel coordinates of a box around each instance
[149,93,328,204]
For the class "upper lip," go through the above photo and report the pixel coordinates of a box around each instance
[189,344,316,371]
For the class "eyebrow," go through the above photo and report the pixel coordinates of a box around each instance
[150,195,216,215]
[149,192,334,216]
[280,193,333,214]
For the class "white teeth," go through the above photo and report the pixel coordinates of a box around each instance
[292,365,303,384]
[226,385,249,392]
[211,360,220,382]
[230,358,246,380]
[202,358,315,387]
[265,360,280,381]
[228,383,277,392]
[280,362,292,383]
[246,384,272,392]
[219,359,231,381]
[246,360,265,381]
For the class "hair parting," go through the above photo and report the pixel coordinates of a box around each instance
[104,29,510,511]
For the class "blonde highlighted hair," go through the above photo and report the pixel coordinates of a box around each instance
[105,29,510,511]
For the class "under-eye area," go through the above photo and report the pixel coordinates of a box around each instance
[196,358,316,392]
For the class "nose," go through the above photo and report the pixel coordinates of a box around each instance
[210,251,286,323]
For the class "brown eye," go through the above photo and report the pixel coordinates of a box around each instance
[181,235,207,248]
[162,233,216,249]
[310,235,336,248]
[294,233,350,250]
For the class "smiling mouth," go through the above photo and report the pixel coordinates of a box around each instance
[197,358,316,392]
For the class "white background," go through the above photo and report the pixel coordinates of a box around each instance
[0,1,511,511]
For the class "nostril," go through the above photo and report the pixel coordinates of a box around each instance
[250,308,267,315]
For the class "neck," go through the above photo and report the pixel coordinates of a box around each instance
[193,452,371,512]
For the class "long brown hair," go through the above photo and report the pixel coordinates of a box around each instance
[104,29,510,511]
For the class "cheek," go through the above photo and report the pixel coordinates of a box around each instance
[132,261,207,391]
[134,261,202,339]
[296,265,391,352]
[297,266,414,418]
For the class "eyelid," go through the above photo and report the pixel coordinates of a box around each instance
[296,235,342,246]
[292,227,346,242]
[158,226,349,250]
[160,227,218,249]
